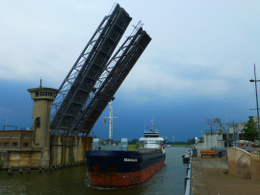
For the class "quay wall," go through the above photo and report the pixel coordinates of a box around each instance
[50,136,93,165]
[228,147,260,180]
[0,149,42,169]
[0,136,93,169]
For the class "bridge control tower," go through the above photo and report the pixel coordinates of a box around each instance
[28,80,59,165]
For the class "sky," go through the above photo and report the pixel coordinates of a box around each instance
[1,0,260,141]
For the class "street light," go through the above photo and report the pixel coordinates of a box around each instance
[2,112,8,130]
[249,64,260,142]
[225,98,228,148]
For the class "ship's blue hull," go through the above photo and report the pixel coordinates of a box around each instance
[85,149,166,187]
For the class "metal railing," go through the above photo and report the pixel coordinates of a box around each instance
[203,129,229,134]
[211,147,228,151]
[184,157,192,195]
[233,141,260,156]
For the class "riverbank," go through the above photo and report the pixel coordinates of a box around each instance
[192,157,260,195]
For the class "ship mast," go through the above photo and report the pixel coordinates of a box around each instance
[104,102,117,145]
[109,102,112,140]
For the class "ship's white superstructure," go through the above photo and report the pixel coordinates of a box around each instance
[139,120,164,149]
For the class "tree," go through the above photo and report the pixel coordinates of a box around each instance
[244,116,258,142]
[129,139,139,144]
[187,138,195,144]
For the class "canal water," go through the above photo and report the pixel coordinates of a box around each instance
[0,147,189,195]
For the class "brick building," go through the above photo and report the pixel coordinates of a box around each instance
[0,130,33,149]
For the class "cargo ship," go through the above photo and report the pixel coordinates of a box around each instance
[85,103,166,188]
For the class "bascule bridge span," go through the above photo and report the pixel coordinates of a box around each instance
[0,4,152,169]
[50,4,151,137]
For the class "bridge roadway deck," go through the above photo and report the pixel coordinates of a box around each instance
[191,156,260,195]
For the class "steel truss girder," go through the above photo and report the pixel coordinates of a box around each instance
[72,25,151,136]
[50,4,132,134]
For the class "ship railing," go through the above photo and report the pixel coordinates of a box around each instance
[184,156,192,195]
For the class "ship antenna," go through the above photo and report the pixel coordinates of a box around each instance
[144,116,146,133]
[151,119,154,132]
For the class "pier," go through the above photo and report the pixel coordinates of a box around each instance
[191,156,260,195]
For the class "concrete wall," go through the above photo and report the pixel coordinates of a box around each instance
[0,150,42,169]
[250,155,260,180]
[0,152,6,169]
[197,133,223,157]
[9,151,41,168]
[50,136,93,165]
[228,147,260,180]
[0,135,93,169]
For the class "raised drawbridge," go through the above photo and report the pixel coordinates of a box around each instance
[50,4,151,136]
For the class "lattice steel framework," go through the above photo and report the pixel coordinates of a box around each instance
[73,24,152,136]
[50,4,132,134]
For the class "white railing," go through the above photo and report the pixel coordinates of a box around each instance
[184,157,192,195]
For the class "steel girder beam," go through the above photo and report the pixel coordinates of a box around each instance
[73,25,152,136]
[50,4,131,135]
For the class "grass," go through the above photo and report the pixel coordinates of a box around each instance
[128,144,145,150]
[128,145,137,150]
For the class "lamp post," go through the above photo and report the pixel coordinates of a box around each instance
[225,98,228,148]
[2,112,8,130]
[249,64,260,142]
